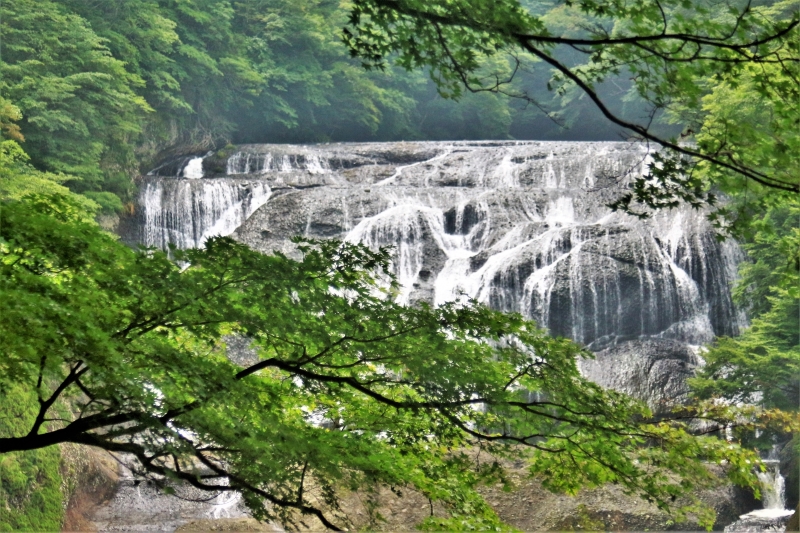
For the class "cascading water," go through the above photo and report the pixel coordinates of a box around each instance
[118,140,750,410]
[125,177,271,250]
[756,463,787,512]
[124,141,746,374]
[217,142,743,348]
[725,448,794,532]
[88,458,261,532]
[112,140,754,530]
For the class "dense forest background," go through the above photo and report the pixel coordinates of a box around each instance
[0,0,690,210]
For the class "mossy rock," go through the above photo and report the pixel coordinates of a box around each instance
[203,144,238,176]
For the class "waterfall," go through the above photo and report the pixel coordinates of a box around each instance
[123,140,746,408]
[89,457,256,531]
[127,141,744,346]
[206,492,242,519]
[226,150,332,175]
[111,140,757,529]
[181,156,206,179]
[725,447,794,532]
[129,178,271,250]
[757,462,787,511]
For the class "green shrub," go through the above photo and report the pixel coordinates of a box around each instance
[82,191,124,216]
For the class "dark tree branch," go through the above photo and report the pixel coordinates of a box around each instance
[27,363,87,437]
[517,42,797,192]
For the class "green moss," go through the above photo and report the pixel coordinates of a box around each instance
[216,144,237,160]
[0,385,65,531]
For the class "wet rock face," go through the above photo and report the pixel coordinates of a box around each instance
[126,141,745,389]
[221,141,741,345]
[579,339,701,413]
[780,439,800,510]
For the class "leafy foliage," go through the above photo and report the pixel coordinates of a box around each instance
[1,0,798,528]
[0,0,151,191]
[690,11,800,233]
[0,97,24,142]
[0,140,97,213]
[687,21,799,421]
[4,0,797,216]
[0,0,517,203]
[687,198,799,508]
[343,0,800,214]
[691,200,800,416]
[0,194,775,530]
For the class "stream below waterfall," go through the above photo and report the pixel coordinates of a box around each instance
[725,448,795,532]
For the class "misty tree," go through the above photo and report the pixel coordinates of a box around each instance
[343,0,800,215]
